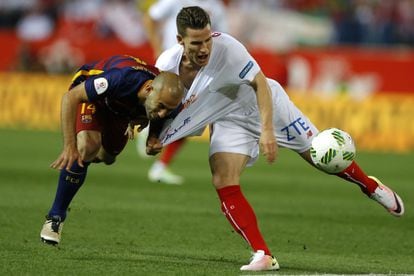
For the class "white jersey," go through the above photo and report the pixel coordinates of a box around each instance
[157,32,318,165]
[148,0,228,51]
[157,32,261,143]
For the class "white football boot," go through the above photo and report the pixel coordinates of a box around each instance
[148,161,183,185]
[40,215,64,245]
[369,176,404,217]
[240,250,280,271]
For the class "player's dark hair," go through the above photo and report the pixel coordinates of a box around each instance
[176,6,211,37]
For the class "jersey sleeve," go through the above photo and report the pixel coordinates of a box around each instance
[83,69,123,101]
[209,34,261,91]
[224,34,260,83]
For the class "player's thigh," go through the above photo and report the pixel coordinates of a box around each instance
[273,88,319,153]
[76,102,103,159]
[209,120,260,166]
[101,114,129,156]
[77,130,101,158]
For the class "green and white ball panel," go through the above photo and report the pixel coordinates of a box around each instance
[310,128,356,174]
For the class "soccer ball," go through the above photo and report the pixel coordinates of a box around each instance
[310,128,356,174]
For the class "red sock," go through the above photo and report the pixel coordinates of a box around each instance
[159,138,186,165]
[336,161,378,195]
[217,185,271,256]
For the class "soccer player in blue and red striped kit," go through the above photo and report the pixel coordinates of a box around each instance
[40,55,184,245]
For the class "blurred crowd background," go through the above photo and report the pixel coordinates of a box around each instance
[0,0,413,73]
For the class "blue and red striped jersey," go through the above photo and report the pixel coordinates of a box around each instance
[71,55,159,119]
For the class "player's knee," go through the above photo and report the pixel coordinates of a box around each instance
[77,134,101,162]
[210,153,246,188]
[78,144,100,161]
[212,172,240,189]
[94,147,116,165]
[300,150,314,166]
[102,155,116,165]
[300,149,333,174]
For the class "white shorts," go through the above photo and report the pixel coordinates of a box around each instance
[209,80,319,166]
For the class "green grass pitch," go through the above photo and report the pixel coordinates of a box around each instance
[0,128,413,275]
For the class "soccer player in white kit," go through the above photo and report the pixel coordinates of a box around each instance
[138,0,229,184]
[152,6,405,271]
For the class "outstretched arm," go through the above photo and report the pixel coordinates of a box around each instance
[250,71,277,164]
[50,83,89,170]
